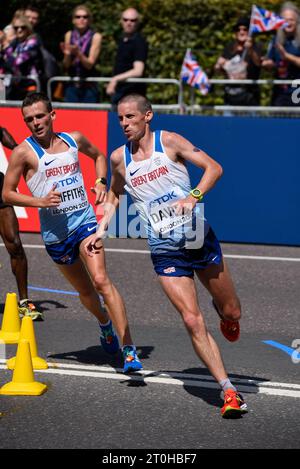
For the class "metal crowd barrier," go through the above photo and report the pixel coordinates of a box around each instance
[46,76,300,116]
[1,73,300,117]
[0,74,41,97]
[47,76,183,112]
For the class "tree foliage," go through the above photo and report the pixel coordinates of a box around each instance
[2,0,299,104]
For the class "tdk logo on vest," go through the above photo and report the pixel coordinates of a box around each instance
[149,191,177,208]
[57,175,79,187]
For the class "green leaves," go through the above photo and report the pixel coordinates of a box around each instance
[2,0,297,105]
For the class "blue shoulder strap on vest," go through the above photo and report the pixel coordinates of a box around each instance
[124,142,132,168]
[26,136,45,159]
[57,132,78,149]
[154,130,163,153]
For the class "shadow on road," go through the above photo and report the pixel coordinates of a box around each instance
[0,299,67,316]
[178,366,268,416]
[47,344,154,368]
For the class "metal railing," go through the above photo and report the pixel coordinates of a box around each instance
[47,76,183,112]
[1,73,300,116]
[0,73,41,96]
[46,75,300,116]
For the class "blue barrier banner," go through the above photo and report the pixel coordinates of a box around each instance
[108,112,299,246]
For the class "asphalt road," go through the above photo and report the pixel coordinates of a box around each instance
[0,234,299,451]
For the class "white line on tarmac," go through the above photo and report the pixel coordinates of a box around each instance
[1,243,299,262]
[1,360,299,398]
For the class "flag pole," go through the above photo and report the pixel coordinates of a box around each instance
[179,79,185,115]
[241,4,255,61]
[190,87,195,115]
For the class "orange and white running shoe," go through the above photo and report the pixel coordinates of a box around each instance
[221,389,248,418]
[212,300,240,342]
[18,299,44,321]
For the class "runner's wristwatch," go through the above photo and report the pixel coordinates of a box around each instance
[95,177,107,186]
[189,188,203,202]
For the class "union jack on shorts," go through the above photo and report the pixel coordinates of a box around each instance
[249,5,288,34]
[180,49,210,95]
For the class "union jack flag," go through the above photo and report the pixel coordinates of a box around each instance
[180,49,210,95]
[249,5,288,34]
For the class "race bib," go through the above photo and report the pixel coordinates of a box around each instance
[48,174,89,216]
[147,188,193,235]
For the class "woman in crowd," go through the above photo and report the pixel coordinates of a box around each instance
[61,4,102,103]
[0,14,43,100]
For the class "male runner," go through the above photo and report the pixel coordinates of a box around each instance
[85,93,248,417]
[0,125,43,320]
[2,92,142,373]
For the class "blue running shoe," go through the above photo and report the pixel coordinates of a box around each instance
[100,321,120,354]
[123,346,143,373]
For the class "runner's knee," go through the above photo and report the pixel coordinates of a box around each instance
[92,272,111,294]
[6,238,25,259]
[182,311,206,335]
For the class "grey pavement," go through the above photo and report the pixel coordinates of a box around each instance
[0,234,299,449]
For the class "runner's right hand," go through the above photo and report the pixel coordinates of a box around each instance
[84,232,105,257]
[41,184,61,207]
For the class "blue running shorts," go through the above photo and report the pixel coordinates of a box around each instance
[45,222,97,265]
[151,228,222,277]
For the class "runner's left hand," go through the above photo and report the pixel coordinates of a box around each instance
[91,183,107,205]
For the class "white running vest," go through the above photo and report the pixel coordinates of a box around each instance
[26,132,96,244]
[123,130,207,253]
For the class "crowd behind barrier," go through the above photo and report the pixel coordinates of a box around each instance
[2,3,300,112]
[2,73,300,116]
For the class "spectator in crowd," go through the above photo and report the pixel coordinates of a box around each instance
[214,17,262,106]
[0,14,43,100]
[262,2,300,106]
[2,24,16,45]
[0,10,25,62]
[24,5,44,46]
[24,5,40,30]
[61,4,102,103]
[106,7,148,107]
[23,5,59,91]
[0,29,12,75]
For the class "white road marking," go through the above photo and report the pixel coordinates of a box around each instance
[1,244,299,262]
[1,360,299,398]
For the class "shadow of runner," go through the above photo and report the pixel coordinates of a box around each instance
[179,367,267,418]
[0,299,67,316]
[47,345,150,387]
[47,344,153,367]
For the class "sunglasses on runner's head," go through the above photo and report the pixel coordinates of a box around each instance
[74,15,89,19]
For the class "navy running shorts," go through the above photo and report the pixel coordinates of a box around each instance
[151,228,222,277]
[45,222,97,264]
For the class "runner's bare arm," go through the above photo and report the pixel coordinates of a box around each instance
[162,131,223,197]
[3,144,61,208]
[71,130,107,205]
[84,148,125,256]
[0,127,17,149]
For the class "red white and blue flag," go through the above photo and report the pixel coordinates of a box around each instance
[180,49,210,95]
[249,5,288,34]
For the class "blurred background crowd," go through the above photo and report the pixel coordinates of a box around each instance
[1,0,300,107]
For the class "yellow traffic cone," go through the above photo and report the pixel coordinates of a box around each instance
[0,293,21,344]
[0,339,47,395]
[7,316,48,370]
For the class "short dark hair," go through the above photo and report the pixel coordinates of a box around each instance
[233,17,250,32]
[25,5,40,13]
[117,94,152,113]
[22,92,52,113]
